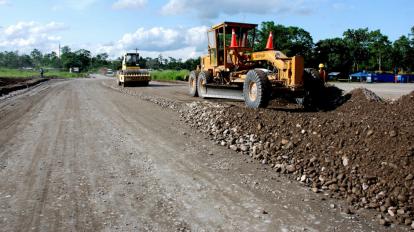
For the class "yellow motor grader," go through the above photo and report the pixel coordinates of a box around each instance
[117,52,150,87]
[188,22,324,109]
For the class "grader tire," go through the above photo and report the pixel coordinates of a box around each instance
[188,71,199,97]
[243,70,270,108]
[197,71,212,98]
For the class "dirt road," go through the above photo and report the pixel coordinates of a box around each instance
[333,82,414,100]
[0,77,406,231]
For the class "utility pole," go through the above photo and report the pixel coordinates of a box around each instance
[58,43,61,59]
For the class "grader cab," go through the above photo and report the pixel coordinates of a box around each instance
[188,22,323,109]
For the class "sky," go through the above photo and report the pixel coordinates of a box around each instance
[0,0,413,60]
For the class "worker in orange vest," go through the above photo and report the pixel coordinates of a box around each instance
[319,63,327,82]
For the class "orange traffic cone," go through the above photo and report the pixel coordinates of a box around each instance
[230,28,239,48]
[241,33,247,47]
[265,31,274,50]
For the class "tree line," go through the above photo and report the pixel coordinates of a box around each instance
[255,22,414,74]
[0,46,200,72]
[0,21,413,75]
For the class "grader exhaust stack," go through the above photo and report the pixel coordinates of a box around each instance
[188,22,324,109]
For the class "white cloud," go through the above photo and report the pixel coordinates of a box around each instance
[112,0,147,9]
[0,21,68,52]
[96,26,209,60]
[161,0,313,18]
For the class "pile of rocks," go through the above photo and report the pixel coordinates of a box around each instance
[180,89,414,228]
[116,86,180,110]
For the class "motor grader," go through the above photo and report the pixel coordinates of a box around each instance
[188,22,323,109]
[117,52,150,87]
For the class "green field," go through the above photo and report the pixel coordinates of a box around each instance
[150,70,189,81]
[0,68,85,78]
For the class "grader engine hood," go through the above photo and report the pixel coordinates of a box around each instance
[250,50,304,87]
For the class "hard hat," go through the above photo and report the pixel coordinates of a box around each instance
[319,63,325,68]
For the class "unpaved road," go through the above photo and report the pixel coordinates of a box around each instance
[333,82,414,100]
[0,76,406,231]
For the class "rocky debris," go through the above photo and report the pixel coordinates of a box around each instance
[118,82,414,228]
[111,83,180,110]
[178,89,414,227]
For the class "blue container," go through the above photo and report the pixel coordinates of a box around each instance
[374,73,395,83]
[399,75,414,83]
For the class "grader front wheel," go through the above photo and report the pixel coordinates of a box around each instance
[243,70,270,108]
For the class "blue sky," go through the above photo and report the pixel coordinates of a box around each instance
[0,0,413,59]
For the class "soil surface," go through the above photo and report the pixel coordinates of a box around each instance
[0,77,32,87]
[0,75,412,231]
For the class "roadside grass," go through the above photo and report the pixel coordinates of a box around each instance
[0,68,85,78]
[150,70,189,81]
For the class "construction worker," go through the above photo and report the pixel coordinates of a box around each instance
[39,68,44,78]
[319,63,327,82]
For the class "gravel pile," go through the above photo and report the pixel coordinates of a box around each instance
[180,89,414,227]
[116,86,180,110]
[111,80,413,228]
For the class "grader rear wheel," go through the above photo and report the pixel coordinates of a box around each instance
[243,70,270,108]
[197,71,211,98]
[188,71,199,97]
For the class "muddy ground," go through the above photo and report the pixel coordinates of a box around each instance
[0,75,412,231]
[0,77,48,96]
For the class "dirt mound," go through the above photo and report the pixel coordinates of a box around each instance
[0,77,32,87]
[350,88,383,102]
[0,77,48,96]
[181,88,414,227]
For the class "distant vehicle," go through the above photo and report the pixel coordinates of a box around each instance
[106,69,114,76]
[117,52,150,87]
[69,67,80,73]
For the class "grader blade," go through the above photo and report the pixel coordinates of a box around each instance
[202,84,244,100]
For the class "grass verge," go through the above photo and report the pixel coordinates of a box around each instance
[0,68,85,78]
[150,70,189,81]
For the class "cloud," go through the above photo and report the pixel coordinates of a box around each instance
[0,21,68,52]
[96,26,209,59]
[112,0,147,9]
[161,0,313,18]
